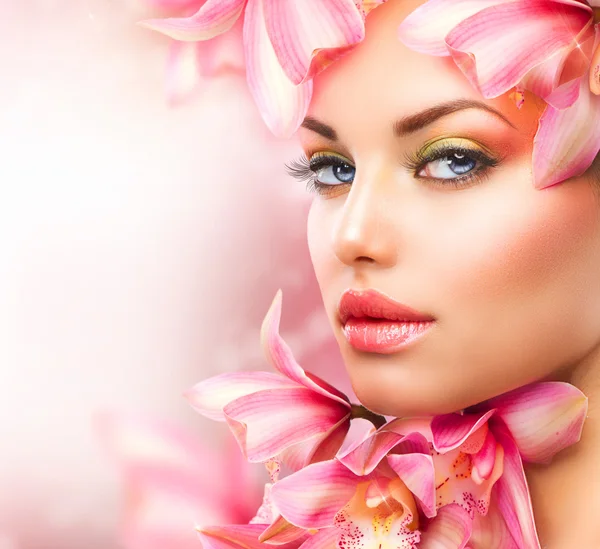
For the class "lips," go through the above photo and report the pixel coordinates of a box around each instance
[338,289,435,354]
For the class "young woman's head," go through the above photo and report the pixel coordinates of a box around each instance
[299,0,600,417]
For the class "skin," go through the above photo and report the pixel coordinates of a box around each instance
[296,0,600,545]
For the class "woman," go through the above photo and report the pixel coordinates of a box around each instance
[142,0,600,546]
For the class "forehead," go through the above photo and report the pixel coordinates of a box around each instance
[307,0,541,143]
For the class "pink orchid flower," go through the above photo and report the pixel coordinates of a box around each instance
[97,412,261,549]
[398,0,600,189]
[185,290,353,469]
[139,0,387,137]
[141,0,245,105]
[267,429,473,549]
[385,382,587,549]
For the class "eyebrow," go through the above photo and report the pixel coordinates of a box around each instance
[300,99,516,141]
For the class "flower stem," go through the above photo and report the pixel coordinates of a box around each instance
[350,404,387,429]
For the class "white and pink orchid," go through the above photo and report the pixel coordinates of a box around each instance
[385,382,588,549]
[267,428,473,549]
[139,0,387,136]
[141,0,245,105]
[398,0,600,189]
[185,290,354,469]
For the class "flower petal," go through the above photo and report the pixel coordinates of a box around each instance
[444,0,592,98]
[270,460,358,529]
[306,416,352,465]
[471,430,497,484]
[224,387,350,462]
[491,425,541,549]
[199,524,301,549]
[260,291,349,406]
[386,453,436,519]
[258,516,309,545]
[139,0,245,41]
[185,371,295,422]
[243,0,313,137]
[533,64,600,188]
[338,430,408,476]
[431,410,495,453]
[262,0,365,85]
[419,504,472,549]
[397,0,515,57]
[468,495,519,549]
[297,528,339,549]
[486,382,588,463]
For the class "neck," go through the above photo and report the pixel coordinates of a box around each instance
[526,343,600,548]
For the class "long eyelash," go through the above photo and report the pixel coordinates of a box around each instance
[285,153,352,194]
[402,145,500,188]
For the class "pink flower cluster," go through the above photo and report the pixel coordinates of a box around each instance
[184,291,587,549]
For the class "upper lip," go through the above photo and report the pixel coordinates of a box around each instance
[338,288,435,324]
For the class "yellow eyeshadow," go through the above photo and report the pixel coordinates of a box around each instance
[309,151,352,163]
[419,137,493,158]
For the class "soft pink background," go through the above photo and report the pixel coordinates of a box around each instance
[0,2,351,547]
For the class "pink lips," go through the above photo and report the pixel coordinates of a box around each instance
[338,289,435,354]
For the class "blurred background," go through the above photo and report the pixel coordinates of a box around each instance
[0,1,351,548]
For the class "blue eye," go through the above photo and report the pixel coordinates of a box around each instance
[314,161,356,184]
[419,152,478,179]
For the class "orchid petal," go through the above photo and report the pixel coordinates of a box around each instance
[544,76,582,109]
[297,528,339,549]
[260,291,349,406]
[419,504,472,549]
[471,430,497,484]
[492,425,541,549]
[468,495,519,549]
[224,387,350,462]
[398,0,515,57]
[338,430,408,476]
[534,67,600,188]
[185,371,295,422]
[306,416,351,465]
[444,0,592,98]
[262,0,365,85]
[165,41,201,106]
[383,417,434,441]
[270,460,358,529]
[258,516,309,545]
[386,453,436,519]
[431,410,495,453]
[139,0,245,41]
[199,524,300,549]
[486,382,588,463]
[243,0,313,137]
[196,19,246,78]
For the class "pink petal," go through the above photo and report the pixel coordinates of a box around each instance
[383,417,434,441]
[533,65,600,188]
[486,382,588,463]
[258,516,309,545]
[471,430,497,484]
[270,460,358,529]
[338,430,408,476]
[262,0,365,85]
[260,291,349,406]
[185,371,295,422]
[398,0,515,57]
[543,76,582,109]
[297,528,340,549]
[195,18,246,77]
[444,0,592,98]
[306,416,352,465]
[468,496,519,549]
[492,425,541,549]
[138,0,245,41]
[386,453,436,518]
[224,387,350,462]
[431,410,495,453]
[199,524,301,549]
[243,0,313,137]
[419,504,472,549]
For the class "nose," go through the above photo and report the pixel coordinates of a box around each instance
[332,167,399,269]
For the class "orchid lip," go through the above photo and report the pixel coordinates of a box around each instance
[338,288,436,325]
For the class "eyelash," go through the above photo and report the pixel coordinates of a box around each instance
[285,145,500,195]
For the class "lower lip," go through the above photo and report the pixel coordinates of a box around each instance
[343,318,435,354]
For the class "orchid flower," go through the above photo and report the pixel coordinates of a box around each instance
[398,0,600,189]
[267,428,473,549]
[185,290,360,470]
[141,0,244,105]
[139,0,387,137]
[385,382,588,549]
[97,413,261,549]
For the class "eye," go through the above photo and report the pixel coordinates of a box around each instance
[418,151,478,179]
[313,157,356,185]
[285,152,355,197]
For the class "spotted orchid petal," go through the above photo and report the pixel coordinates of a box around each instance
[199,524,301,549]
[431,410,496,453]
[484,382,588,463]
[223,387,350,462]
[468,495,520,549]
[419,504,472,549]
[139,0,246,41]
[260,291,350,406]
[386,453,436,519]
[243,0,313,137]
[443,0,592,99]
[262,0,365,85]
[491,424,541,549]
[533,69,600,188]
[397,0,515,57]
[471,429,498,484]
[270,460,358,529]
[184,371,295,422]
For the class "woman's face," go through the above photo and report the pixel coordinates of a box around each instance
[300,0,600,417]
